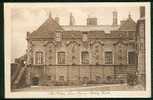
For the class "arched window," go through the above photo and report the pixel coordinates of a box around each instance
[35,51,43,64]
[81,51,89,64]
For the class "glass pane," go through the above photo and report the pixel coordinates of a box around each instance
[82,51,89,64]
[105,51,112,64]
[58,52,65,64]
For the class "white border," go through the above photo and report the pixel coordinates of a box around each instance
[4,2,151,98]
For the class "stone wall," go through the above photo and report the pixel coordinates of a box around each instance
[30,65,117,85]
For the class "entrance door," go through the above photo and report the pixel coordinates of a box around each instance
[32,77,39,85]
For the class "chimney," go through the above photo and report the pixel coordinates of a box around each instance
[128,12,131,19]
[27,32,30,40]
[55,17,59,24]
[87,17,97,26]
[140,6,145,18]
[112,11,118,26]
[70,13,75,26]
[49,11,52,18]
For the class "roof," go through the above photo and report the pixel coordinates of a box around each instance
[30,16,63,39]
[119,16,136,31]
[62,25,120,33]
[28,15,136,39]
[62,30,128,39]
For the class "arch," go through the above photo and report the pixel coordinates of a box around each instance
[90,40,104,47]
[113,40,128,46]
[66,40,80,47]
[43,41,56,47]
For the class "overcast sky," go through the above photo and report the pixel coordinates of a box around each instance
[10,3,141,62]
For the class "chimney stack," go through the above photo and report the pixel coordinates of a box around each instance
[112,11,118,26]
[70,13,75,26]
[49,11,52,18]
[140,6,145,18]
[87,17,97,26]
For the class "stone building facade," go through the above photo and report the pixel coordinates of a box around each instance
[25,9,144,86]
[136,6,145,87]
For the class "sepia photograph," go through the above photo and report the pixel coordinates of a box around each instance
[4,2,151,98]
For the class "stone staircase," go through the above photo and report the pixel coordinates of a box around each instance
[11,64,27,89]
[127,65,137,73]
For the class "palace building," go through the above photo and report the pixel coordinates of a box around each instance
[13,7,145,87]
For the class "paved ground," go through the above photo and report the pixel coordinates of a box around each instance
[12,84,144,92]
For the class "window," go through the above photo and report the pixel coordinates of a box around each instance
[128,32,134,40]
[105,51,113,64]
[35,51,43,64]
[59,76,64,81]
[56,32,61,41]
[82,51,89,64]
[82,32,88,41]
[57,52,65,64]
[128,51,136,64]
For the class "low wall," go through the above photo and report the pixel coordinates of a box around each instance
[30,65,136,85]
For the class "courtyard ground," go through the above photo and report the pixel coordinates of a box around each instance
[12,83,145,92]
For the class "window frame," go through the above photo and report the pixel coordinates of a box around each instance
[57,52,66,65]
[82,32,88,42]
[35,51,44,65]
[55,32,62,41]
[81,51,89,64]
[128,51,136,65]
[104,51,113,64]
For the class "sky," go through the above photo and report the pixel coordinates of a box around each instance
[10,3,141,62]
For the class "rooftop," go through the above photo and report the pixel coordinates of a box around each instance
[29,12,136,39]
[62,25,120,33]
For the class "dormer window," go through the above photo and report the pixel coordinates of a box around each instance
[82,32,88,41]
[56,32,62,41]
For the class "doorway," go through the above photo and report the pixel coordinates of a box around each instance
[32,77,39,85]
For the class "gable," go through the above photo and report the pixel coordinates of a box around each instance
[30,16,63,39]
